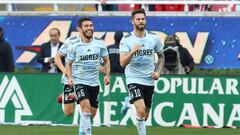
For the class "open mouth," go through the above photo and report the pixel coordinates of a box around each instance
[86,30,93,35]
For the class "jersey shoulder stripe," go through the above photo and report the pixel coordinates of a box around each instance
[69,36,78,40]
[94,37,102,40]
[69,36,80,45]
[123,33,132,38]
[148,31,157,35]
[71,39,80,44]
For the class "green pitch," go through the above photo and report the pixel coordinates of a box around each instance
[0,125,240,135]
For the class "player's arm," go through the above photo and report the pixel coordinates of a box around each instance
[66,61,72,78]
[152,35,165,80]
[152,52,165,80]
[120,45,141,68]
[55,40,70,75]
[100,40,111,85]
[156,52,165,73]
[66,61,74,87]
[54,53,66,75]
[65,43,75,87]
[103,57,110,85]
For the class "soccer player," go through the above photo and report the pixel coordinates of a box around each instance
[55,37,84,135]
[55,42,75,116]
[119,9,165,135]
[66,17,110,135]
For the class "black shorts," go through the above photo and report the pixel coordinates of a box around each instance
[74,84,100,108]
[63,85,75,104]
[127,83,154,109]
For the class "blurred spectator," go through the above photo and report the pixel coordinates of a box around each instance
[148,4,184,11]
[107,31,124,73]
[37,28,63,73]
[164,4,184,11]
[210,0,235,12]
[133,4,148,11]
[79,4,96,11]
[149,4,163,11]
[187,0,211,12]
[118,0,136,11]
[133,4,142,11]
[162,34,194,74]
[11,4,19,11]
[98,0,118,11]
[118,4,132,11]
[190,4,211,12]
[235,4,240,12]
[0,27,14,72]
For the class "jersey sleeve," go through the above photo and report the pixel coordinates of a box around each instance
[58,39,70,56]
[58,45,66,56]
[154,36,164,54]
[66,43,76,62]
[119,37,130,53]
[100,41,109,58]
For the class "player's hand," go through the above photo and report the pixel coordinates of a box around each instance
[185,66,190,73]
[152,72,160,80]
[104,76,110,85]
[68,78,74,87]
[131,44,142,54]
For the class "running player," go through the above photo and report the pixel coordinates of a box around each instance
[55,36,85,135]
[66,17,110,135]
[120,9,165,135]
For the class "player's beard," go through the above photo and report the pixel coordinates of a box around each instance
[135,23,146,31]
[82,29,93,39]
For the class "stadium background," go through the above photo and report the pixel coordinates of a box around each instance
[1,0,240,135]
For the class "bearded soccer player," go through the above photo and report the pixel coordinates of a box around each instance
[120,9,165,135]
[66,17,110,135]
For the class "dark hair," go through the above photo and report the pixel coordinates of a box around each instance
[78,17,92,27]
[49,28,61,35]
[131,8,146,19]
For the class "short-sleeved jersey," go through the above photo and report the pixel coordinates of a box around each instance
[119,31,163,86]
[66,37,108,86]
[58,36,79,84]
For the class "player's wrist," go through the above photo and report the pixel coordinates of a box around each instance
[105,74,110,78]
[66,74,72,79]
[155,70,161,74]
[63,72,67,77]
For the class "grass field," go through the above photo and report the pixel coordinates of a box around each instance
[0,125,240,135]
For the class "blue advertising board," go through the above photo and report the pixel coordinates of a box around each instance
[0,16,239,69]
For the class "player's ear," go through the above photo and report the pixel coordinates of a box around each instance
[77,26,81,32]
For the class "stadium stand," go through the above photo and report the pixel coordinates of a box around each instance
[0,0,240,12]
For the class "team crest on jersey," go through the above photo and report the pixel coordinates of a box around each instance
[87,49,91,52]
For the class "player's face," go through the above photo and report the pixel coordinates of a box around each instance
[49,29,60,45]
[132,13,146,31]
[80,21,94,39]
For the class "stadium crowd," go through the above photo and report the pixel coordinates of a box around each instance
[4,0,240,12]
